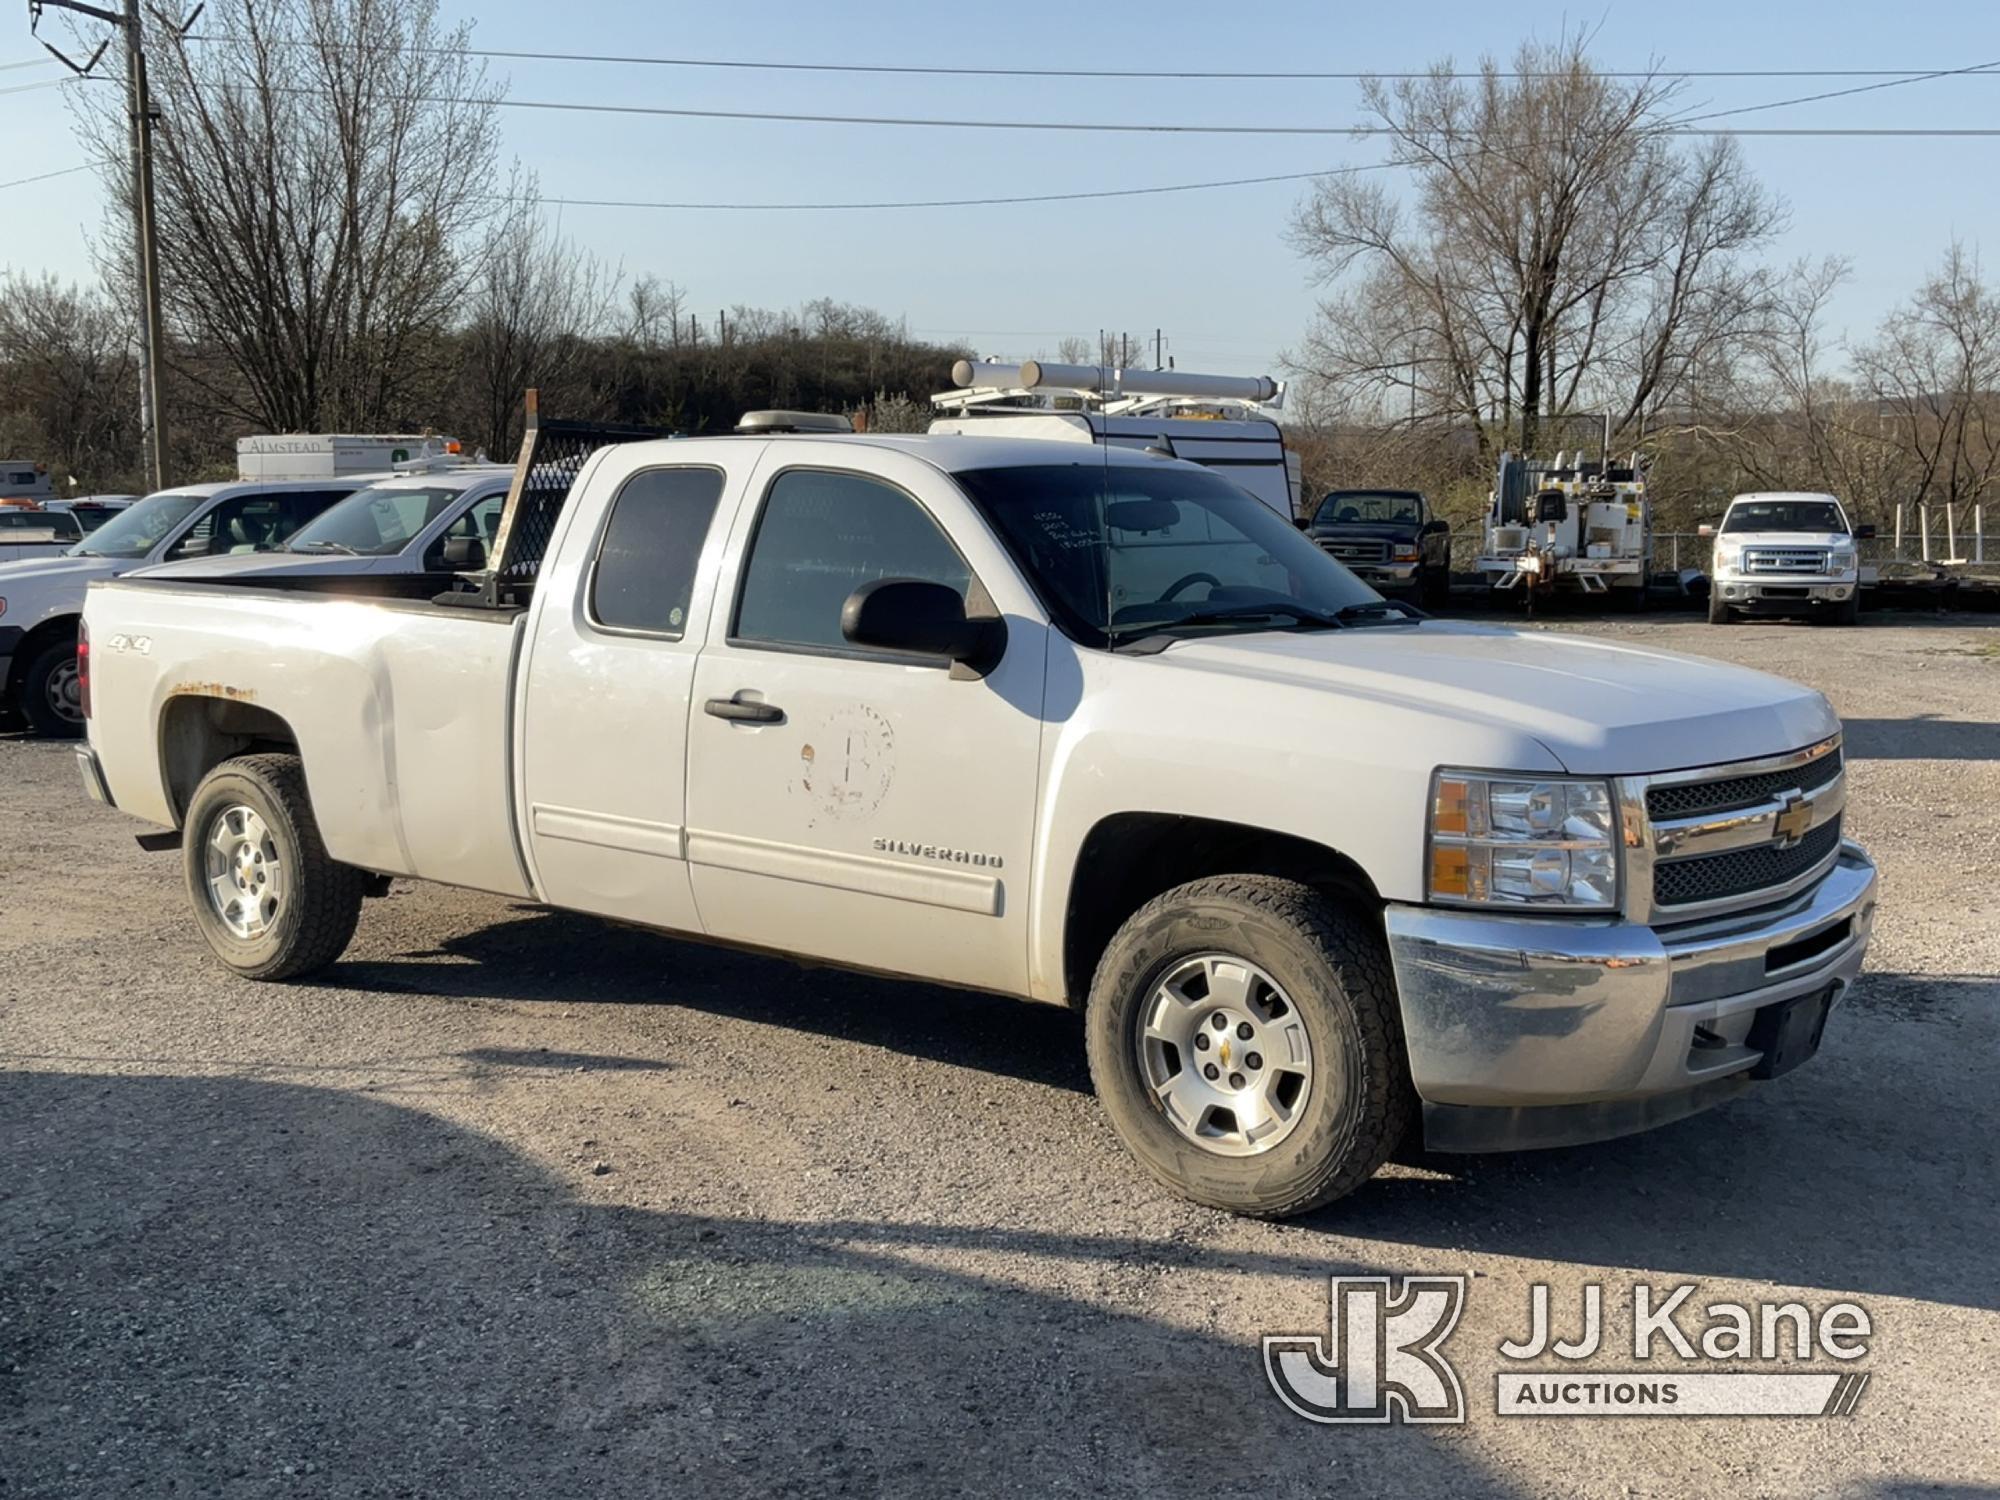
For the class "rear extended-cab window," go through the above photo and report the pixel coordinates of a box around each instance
[587,467,726,637]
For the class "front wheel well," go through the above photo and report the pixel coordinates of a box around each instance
[1061,812,1381,1008]
[159,695,302,826]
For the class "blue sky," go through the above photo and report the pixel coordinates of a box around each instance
[3,1,1995,381]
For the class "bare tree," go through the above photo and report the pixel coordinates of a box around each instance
[454,189,619,457]
[1853,243,2000,519]
[1287,31,1780,458]
[0,274,139,488]
[1055,336,1093,366]
[77,0,504,433]
[622,276,687,351]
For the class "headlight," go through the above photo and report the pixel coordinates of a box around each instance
[1391,543,1420,562]
[1713,540,1744,571]
[1828,547,1857,571]
[1428,770,1620,910]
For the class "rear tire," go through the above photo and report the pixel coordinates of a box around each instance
[19,638,83,738]
[1084,876,1413,1218]
[183,753,364,980]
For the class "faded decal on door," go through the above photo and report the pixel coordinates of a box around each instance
[793,705,895,827]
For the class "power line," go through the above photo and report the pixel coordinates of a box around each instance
[0,74,80,96]
[516,161,1396,212]
[0,163,96,190]
[1677,57,2000,124]
[168,39,2000,83]
[459,94,2000,136]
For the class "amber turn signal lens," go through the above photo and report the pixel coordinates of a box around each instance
[1432,776,1470,835]
[1430,844,1469,896]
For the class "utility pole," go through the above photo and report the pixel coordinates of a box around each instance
[1154,327,1162,369]
[29,0,174,491]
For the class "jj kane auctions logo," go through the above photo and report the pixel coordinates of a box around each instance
[1265,1276,1873,1422]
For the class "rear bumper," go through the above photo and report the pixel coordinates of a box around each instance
[1382,843,1877,1151]
[76,745,114,807]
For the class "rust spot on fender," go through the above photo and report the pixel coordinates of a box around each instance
[166,681,257,702]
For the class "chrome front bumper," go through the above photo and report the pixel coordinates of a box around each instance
[1383,842,1877,1151]
[1714,575,1855,604]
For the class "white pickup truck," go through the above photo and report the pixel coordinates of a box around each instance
[76,415,1878,1216]
[1707,491,1865,626]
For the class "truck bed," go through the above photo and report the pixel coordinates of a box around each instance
[86,574,533,898]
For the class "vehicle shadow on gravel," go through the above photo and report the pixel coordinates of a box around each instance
[1841,715,2000,761]
[1327,972,2000,1313]
[0,1069,1510,1500]
[325,904,1094,1095]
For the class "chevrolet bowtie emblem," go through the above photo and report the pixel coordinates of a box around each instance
[1773,793,1814,847]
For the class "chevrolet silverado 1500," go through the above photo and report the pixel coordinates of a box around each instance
[75,414,1877,1216]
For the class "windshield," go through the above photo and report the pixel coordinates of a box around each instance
[1723,500,1847,534]
[73,492,206,558]
[286,483,475,556]
[955,463,1389,648]
[1316,491,1422,525]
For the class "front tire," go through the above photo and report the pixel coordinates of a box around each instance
[183,753,364,980]
[1707,590,1735,625]
[19,638,84,738]
[1084,876,1413,1218]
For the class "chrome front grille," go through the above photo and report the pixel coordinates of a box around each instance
[1319,537,1390,565]
[1645,748,1843,820]
[1619,736,1847,923]
[1744,547,1830,574]
[1654,816,1843,908]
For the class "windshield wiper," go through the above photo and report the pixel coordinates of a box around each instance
[1110,602,1350,653]
[1333,601,1424,624]
[290,539,360,554]
[1166,602,1349,631]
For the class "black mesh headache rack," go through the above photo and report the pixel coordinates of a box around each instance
[443,389,673,609]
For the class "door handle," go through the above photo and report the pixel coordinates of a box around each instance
[704,695,785,725]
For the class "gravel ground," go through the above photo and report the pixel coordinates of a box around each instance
[2,609,1996,1499]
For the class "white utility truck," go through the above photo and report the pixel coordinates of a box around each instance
[0,435,446,736]
[1,459,55,505]
[0,507,84,564]
[933,360,1301,520]
[1705,492,1865,626]
[1478,420,1652,609]
[77,407,1876,1217]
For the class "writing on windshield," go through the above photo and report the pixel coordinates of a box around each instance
[955,463,1386,647]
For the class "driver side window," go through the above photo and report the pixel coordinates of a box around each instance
[734,469,970,653]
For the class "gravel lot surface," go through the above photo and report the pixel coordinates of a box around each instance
[2,609,1996,1498]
